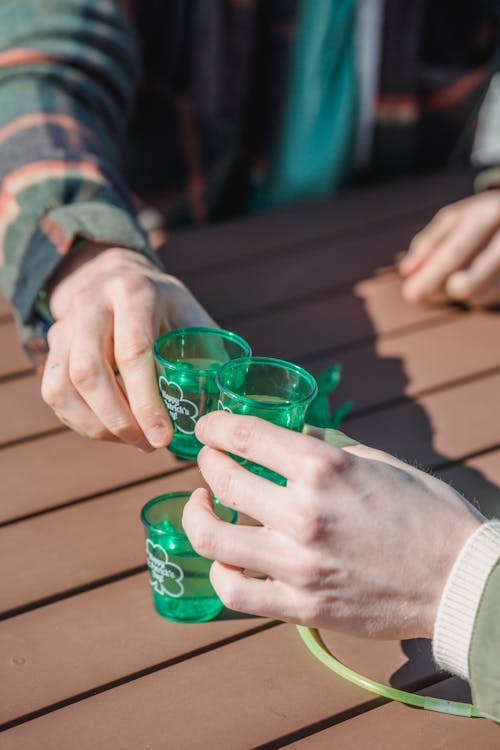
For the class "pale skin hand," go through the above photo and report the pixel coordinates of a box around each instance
[182,412,483,639]
[400,190,500,306]
[41,243,215,451]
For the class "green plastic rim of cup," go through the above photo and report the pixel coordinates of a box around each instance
[153,326,251,373]
[216,356,318,407]
[140,491,237,535]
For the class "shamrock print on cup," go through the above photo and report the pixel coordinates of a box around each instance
[159,377,199,435]
[146,539,184,598]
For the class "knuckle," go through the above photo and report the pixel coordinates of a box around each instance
[70,288,95,313]
[208,468,234,504]
[229,419,254,455]
[69,358,100,390]
[291,502,331,545]
[112,272,155,299]
[85,425,111,441]
[302,447,348,489]
[435,205,454,221]
[189,527,216,559]
[99,248,130,271]
[41,378,62,410]
[216,578,243,612]
[115,335,154,367]
[46,320,63,347]
[106,416,139,442]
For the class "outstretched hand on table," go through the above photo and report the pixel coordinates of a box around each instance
[400,190,500,307]
[42,244,215,451]
[183,412,482,639]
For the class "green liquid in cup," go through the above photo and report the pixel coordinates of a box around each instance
[172,358,221,371]
[142,492,237,622]
[231,395,287,483]
[161,359,222,460]
[148,537,222,622]
[217,357,318,485]
[154,328,251,460]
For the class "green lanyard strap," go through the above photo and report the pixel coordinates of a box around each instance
[297,626,482,718]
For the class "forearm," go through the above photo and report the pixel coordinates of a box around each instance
[0,0,160,350]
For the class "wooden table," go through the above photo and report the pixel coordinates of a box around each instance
[2,170,500,748]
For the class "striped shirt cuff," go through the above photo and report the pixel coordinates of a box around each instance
[432,520,500,680]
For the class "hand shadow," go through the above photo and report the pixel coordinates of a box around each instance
[162,168,500,696]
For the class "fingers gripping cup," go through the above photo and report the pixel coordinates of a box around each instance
[216,356,318,484]
[154,327,251,460]
[141,492,237,622]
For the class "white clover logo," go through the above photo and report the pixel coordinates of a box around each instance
[146,540,184,598]
[159,377,199,434]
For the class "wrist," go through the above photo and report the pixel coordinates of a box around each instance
[421,514,482,639]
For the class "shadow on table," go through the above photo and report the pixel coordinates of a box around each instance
[339,290,500,697]
[392,639,473,704]
[171,182,500,697]
[217,608,262,621]
[302,280,500,698]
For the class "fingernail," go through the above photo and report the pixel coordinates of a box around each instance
[146,425,171,448]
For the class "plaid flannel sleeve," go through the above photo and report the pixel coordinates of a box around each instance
[0,0,161,366]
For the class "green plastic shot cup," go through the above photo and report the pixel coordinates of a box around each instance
[216,356,318,484]
[141,492,237,622]
[153,327,251,460]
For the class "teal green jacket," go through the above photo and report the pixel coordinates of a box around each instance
[470,561,500,721]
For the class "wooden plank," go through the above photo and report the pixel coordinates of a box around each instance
[4,308,500,446]
[188,214,426,321]
[233,273,453,363]
[0,574,273,725]
[347,371,500,469]
[0,625,434,750]
[3,338,497,526]
[0,471,445,722]
[0,322,32,379]
[226,265,446,365]
[2,310,497,525]
[0,468,201,613]
[2,460,497,735]
[0,275,454,445]
[0,374,59,445]
[0,592,441,731]
[323,310,500,417]
[288,678,500,749]
[164,169,471,275]
[0,271,460,447]
[0,431,185,523]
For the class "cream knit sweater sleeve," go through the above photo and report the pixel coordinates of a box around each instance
[432,520,500,679]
